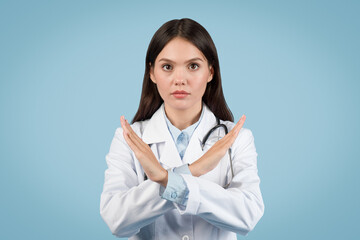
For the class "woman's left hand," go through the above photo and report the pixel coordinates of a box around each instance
[120,116,168,187]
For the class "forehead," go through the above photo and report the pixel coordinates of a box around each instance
[156,37,207,62]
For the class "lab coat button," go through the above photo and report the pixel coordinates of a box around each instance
[182,235,189,240]
[171,192,177,198]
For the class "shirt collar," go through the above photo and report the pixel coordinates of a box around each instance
[164,104,205,142]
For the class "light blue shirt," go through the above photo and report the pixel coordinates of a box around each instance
[164,108,204,159]
[160,106,205,206]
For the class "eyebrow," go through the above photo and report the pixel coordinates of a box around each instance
[158,57,204,63]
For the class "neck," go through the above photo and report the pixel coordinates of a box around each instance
[164,103,202,131]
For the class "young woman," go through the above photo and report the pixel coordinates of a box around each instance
[100,18,264,240]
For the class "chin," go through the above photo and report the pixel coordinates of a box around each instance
[166,100,199,111]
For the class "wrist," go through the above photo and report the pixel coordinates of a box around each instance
[189,161,203,177]
[157,169,168,187]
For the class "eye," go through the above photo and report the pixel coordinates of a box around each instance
[189,63,199,70]
[162,64,172,71]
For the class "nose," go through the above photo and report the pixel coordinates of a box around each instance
[174,68,186,86]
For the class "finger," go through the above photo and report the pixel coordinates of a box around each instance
[120,116,129,134]
[220,115,245,140]
[122,119,158,164]
[122,124,144,154]
[120,116,136,146]
[230,115,246,139]
[220,115,246,147]
[124,119,149,148]
[120,116,143,152]
[121,116,139,143]
[121,118,154,163]
[234,114,246,133]
[121,118,138,139]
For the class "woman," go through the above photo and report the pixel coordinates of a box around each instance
[100,18,264,240]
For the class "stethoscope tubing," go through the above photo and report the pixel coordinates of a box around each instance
[201,117,234,189]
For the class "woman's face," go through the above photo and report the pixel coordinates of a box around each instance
[150,37,213,113]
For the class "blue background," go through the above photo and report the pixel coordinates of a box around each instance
[1,0,359,239]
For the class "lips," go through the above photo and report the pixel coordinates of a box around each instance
[172,90,189,94]
[171,90,189,99]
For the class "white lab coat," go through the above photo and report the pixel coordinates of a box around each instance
[100,103,264,240]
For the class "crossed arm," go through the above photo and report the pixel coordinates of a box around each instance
[119,115,246,186]
[100,115,264,237]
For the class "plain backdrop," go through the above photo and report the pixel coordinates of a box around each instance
[1,0,359,239]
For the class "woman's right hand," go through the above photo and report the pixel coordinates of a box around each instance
[189,115,246,177]
[120,116,168,187]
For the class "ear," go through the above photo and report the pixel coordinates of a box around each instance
[149,62,156,84]
[207,66,214,82]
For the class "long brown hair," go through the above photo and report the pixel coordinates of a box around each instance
[132,18,233,123]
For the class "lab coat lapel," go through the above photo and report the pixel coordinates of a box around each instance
[159,140,183,168]
[183,104,217,165]
[142,104,183,168]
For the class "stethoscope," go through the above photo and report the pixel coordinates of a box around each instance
[144,117,234,189]
[201,117,233,189]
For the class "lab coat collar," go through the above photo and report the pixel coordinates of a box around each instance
[141,103,171,145]
[141,102,217,167]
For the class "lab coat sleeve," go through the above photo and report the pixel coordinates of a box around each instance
[100,127,175,238]
[174,128,265,236]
